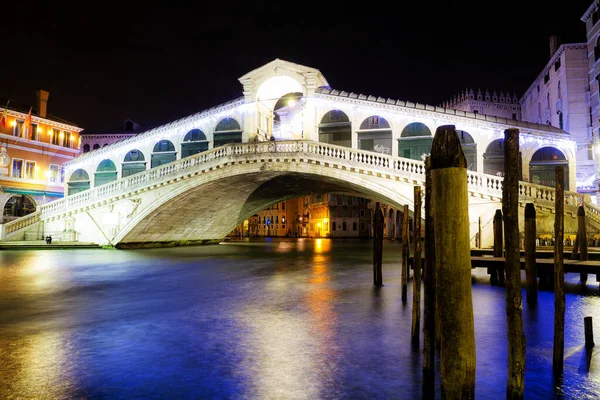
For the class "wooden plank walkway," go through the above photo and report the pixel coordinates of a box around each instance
[470,256,600,275]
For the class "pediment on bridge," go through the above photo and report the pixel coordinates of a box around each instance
[238,59,330,101]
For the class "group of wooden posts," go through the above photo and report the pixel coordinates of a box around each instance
[371,125,594,399]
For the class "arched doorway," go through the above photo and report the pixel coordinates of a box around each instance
[2,195,35,222]
[272,92,304,140]
[151,140,177,168]
[530,147,568,188]
[457,130,477,171]
[398,122,432,160]
[67,169,90,195]
[358,116,392,155]
[181,129,208,157]
[95,159,118,187]
[483,139,522,178]
[318,110,351,148]
[122,149,146,178]
[213,118,242,148]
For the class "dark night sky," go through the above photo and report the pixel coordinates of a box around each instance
[1,1,595,132]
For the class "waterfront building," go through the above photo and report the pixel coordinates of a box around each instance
[80,119,143,153]
[443,88,521,121]
[520,37,592,194]
[0,90,82,224]
[582,1,600,198]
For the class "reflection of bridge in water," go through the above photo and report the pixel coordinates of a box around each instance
[2,140,599,248]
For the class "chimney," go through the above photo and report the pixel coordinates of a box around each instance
[549,35,560,57]
[36,90,49,118]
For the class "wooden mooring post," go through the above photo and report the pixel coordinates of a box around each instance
[585,316,595,349]
[492,209,503,285]
[423,156,436,398]
[402,204,410,303]
[431,125,476,398]
[578,206,589,283]
[553,166,566,378]
[411,186,422,348]
[503,128,526,398]
[524,203,537,306]
[373,202,383,287]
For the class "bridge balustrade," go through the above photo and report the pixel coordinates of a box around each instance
[1,139,597,240]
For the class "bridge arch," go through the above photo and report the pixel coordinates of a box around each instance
[2,194,36,222]
[122,149,147,178]
[482,138,523,179]
[95,159,118,187]
[83,144,90,153]
[151,140,177,168]
[213,117,242,148]
[398,122,432,161]
[318,110,352,148]
[457,130,477,171]
[530,146,569,188]
[357,115,392,155]
[181,129,208,158]
[67,168,91,195]
[272,92,304,140]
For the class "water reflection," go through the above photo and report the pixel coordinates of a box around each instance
[0,240,599,398]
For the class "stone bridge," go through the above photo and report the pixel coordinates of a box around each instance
[1,140,596,248]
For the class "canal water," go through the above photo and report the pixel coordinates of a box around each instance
[0,238,599,399]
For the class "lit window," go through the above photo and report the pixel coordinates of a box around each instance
[11,159,23,178]
[24,161,35,180]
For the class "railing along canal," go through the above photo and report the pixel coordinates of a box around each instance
[4,140,595,236]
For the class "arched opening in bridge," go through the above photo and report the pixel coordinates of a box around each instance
[398,122,432,160]
[92,144,100,150]
[457,130,477,171]
[94,159,118,187]
[122,149,147,178]
[358,116,392,155]
[83,144,90,153]
[272,92,304,140]
[67,168,91,195]
[530,146,568,188]
[318,110,351,148]
[2,195,35,223]
[151,140,177,168]
[483,139,522,178]
[213,118,242,148]
[181,129,209,158]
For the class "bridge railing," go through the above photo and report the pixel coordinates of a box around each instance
[22,139,591,224]
[2,211,40,238]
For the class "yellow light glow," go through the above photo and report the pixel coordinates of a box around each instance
[45,170,51,177]
[10,120,16,127]
[35,165,39,170]
[287,99,296,107]
[59,131,64,138]
[323,218,328,224]
[37,127,43,134]
[317,222,321,227]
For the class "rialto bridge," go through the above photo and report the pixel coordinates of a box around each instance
[1,59,599,248]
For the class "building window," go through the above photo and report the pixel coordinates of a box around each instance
[538,103,541,119]
[558,111,563,130]
[554,59,561,71]
[51,129,60,145]
[547,93,550,110]
[589,144,594,160]
[557,81,561,98]
[11,159,23,178]
[544,72,549,84]
[63,132,72,148]
[332,222,336,231]
[537,85,540,93]
[353,222,357,231]
[595,37,600,62]
[31,124,38,141]
[343,222,347,231]
[512,113,517,120]
[24,161,35,180]
[13,120,23,137]
[49,164,61,184]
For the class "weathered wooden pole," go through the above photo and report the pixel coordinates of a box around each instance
[585,316,595,349]
[478,216,482,249]
[553,166,565,378]
[578,206,588,283]
[373,202,383,286]
[524,203,538,306]
[412,186,422,348]
[402,204,410,303]
[423,156,436,398]
[492,209,503,285]
[503,128,526,398]
[431,125,476,398]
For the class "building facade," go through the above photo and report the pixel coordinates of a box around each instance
[520,40,592,193]
[443,88,521,121]
[0,90,82,224]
